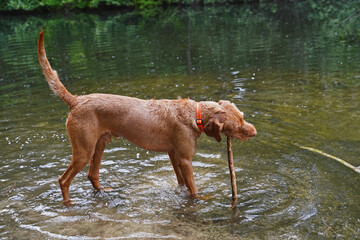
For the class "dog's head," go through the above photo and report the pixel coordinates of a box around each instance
[204,100,257,142]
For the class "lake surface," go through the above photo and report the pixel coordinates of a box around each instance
[1,5,360,239]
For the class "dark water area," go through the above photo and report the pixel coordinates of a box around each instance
[1,5,360,239]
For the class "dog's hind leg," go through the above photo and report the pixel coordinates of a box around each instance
[59,121,97,206]
[59,148,94,205]
[88,132,112,191]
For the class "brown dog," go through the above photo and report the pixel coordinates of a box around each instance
[37,30,257,205]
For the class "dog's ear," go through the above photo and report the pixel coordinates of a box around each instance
[204,118,224,142]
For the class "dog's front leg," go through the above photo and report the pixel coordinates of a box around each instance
[177,156,198,197]
[171,129,203,198]
[168,150,185,186]
[172,150,213,201]
[171,149,199,198]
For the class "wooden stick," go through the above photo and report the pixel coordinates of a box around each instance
[299,146,360,174]
[227,136,238,209]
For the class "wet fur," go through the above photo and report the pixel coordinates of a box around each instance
[37,30,257,205]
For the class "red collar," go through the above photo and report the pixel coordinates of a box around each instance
[196,103,205,133]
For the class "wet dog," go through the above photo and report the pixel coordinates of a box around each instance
[37,30,257,205]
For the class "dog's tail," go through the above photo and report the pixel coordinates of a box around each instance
[37,29,77,108]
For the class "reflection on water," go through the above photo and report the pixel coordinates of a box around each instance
[1,5,360,239]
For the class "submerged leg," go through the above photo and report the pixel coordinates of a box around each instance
[177,156,198,197]
[59,146,94,206]
[88,133,112,190]
[168,150,185,186]
[59,120,97,206]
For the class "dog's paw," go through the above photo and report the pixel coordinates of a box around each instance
[196,195,214,201]
[94,187,113,197]
[63,199,73,207]
[190,192,214,201]
[102,187,113,192]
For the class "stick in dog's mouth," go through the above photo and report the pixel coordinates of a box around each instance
[227,136,238,209]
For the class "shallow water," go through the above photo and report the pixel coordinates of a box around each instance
[1,5,360,239]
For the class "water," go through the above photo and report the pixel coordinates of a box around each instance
[1,5,360,239]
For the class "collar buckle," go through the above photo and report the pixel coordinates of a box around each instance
[196,103,205,133]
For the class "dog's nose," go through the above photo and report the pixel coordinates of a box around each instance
[247,124,257,137]
[249,127,257,137]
